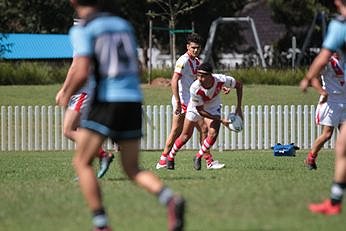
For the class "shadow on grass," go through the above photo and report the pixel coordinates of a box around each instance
[105,175,206,182]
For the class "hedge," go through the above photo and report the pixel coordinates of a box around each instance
[0,61,306,85]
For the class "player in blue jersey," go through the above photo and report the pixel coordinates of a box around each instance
[300,0,346,215]
[56,1,185,230]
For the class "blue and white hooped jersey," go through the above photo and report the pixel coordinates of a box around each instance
[69,13,143,103]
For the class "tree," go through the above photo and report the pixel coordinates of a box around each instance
[0,0,73,33]
[147,0,207,66]
[268,0,336,66]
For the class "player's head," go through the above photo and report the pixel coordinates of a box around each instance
[70,0,119,15]
[196,62,213,87]
[197,62,213,74]
[70,0,98,6]
[186,33,202,58]
[334,0,346,10]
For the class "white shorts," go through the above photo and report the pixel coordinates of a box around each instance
[67,92,89,114]
[315,101,346,127]
[186,104,221,122]
[171,96,188,114]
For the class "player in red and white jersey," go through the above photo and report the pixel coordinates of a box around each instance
[305,52,346,170]
[55,19,114,179]
[156,33,221,170]
[166,62,243,170]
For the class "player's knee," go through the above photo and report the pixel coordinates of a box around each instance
[123,165,141,180]
[63,128,73,140]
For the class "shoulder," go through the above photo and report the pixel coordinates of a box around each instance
[213,73,234,81]
[190,80,200,92]
[176,53,189,63]
[85,13,133,33]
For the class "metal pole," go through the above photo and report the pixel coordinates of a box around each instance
[292,36,296,70]
[148,19,153,84]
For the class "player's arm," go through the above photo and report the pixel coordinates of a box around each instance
[171,72,182,115]
[225,75,243,119]
[300,48,331,97]
[234,80,243,119]
[56,56,89,107]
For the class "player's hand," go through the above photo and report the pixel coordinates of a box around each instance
[222,87,231,94]
[299,78,310,92]
[55,90,69,107]
[220,117,230,127]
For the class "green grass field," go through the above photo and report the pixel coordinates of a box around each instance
[0,84,340,230]
[0,84,319,106]
[0,150,344,231]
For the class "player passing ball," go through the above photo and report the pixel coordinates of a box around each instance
[166,62,243,170]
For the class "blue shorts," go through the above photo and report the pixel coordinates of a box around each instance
[81,102,142,142]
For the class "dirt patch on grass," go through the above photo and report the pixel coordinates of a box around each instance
[149,77,171,87]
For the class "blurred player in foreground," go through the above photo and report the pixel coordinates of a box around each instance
[304,53,346,170]
[56,0,185,230]
[167,62,243,170]
[56,54,114,179]
[300,0,346,215]
[57,18,114,178]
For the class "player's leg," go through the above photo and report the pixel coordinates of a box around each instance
[166,116,198,170]
[73,128,112,230]
[195,118,219,168]
[63,108,81,141]
[96,145,115,178]
[65,93,114,179]
[119,139,185,231]
[309,122,346,215]
[194,118,224,170]
[306,102,337,170]
[305,125,334,170]
[156,112,185,169]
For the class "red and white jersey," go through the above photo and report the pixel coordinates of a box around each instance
[188,74,237,114]
[320,54,346,103]
[174,53,200,105]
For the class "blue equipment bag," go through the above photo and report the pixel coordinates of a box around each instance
[271,143,299,157]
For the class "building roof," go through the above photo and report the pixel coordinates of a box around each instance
[1,33,73,59]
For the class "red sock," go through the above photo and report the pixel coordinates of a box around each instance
[204,153,214,165]
[197,136,216,158]
[309,151,317,159]
[168,138,185,159]
[98,147,107,158]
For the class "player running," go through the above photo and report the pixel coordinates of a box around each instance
[56,19,114,179]
[305,53,346,170]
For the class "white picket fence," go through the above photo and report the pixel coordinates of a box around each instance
[0,105,337,152]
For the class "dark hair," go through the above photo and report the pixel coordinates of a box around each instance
[197,62,213,73]
[187,33,202,45]
[76,0,98,6]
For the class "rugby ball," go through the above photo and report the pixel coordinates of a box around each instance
[227,113,243,132]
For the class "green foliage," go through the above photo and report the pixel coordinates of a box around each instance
[146,67,306,86]
[0,62,307,86]
[0,0,73,33]
[0,61,69,85]
[0,150,345,231]
[268,0,316,28]
[228,68,306,85]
